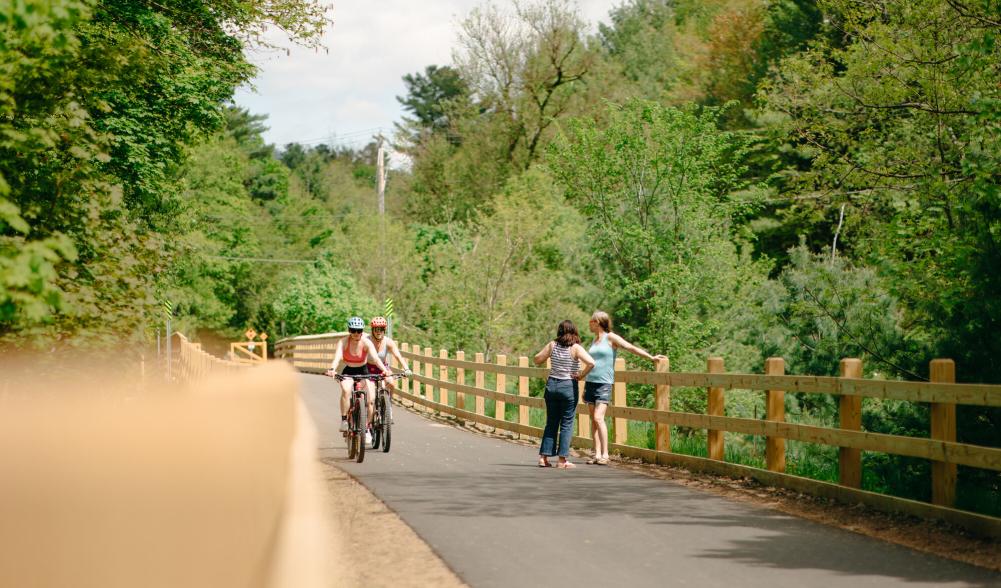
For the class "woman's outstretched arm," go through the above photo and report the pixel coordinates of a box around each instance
[608,333,666,362]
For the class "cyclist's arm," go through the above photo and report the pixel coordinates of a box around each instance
[387,339,410,372]
[363,338,391,375]
[328,339,345,373]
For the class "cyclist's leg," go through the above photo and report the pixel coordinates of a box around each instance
[339,378,352,415]
[338,377,352,433]
[384,380,396,422]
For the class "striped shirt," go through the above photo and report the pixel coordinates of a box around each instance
[549,343,579,380]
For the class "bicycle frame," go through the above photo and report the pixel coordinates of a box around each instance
[335,373,404,462]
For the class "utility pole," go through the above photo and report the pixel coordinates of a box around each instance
[376,135,387,295]
[376,135,386,216]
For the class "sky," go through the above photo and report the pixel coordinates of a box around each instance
[233,0,620,156]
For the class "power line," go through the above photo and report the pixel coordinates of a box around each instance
[203,255,318,264]
[280,127,388,147]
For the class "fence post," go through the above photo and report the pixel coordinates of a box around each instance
[707,357,725,461]
[475,352,485,417]
[839,358,863,488]
[655,357,671,452]
[613,357,627,446]
[456,351,466,413]
[930,358,957,507]
[496,354,507,424]
[576,357,591,442]
[765,357,786,473]
[439,349,449,407]
[401,343,411,397]
[412,344,423,411]
[519,356,529,436]
[424,346,435,409]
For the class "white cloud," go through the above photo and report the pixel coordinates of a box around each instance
[234,0,618,150]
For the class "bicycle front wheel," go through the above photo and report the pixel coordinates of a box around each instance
[354,399,367,463]
[382,397,392,453]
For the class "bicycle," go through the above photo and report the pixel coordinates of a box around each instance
[371,375,401,453]
[334,373,405,463]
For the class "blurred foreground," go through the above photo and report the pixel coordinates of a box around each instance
[0,362,336,588]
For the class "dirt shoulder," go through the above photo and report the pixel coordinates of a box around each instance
[319,459,467,588]
[405,406,1001,573]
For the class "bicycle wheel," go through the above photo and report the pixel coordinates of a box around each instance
[372,393,383,449]
[354,398,367,463]
[382,396,392,453]
[347,409,357,460]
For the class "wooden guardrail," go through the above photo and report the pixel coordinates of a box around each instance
[0,355,333,587]
[274,335,1001,538]
[176,332,250,382]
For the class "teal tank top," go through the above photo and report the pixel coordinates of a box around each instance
[586,333,616,384]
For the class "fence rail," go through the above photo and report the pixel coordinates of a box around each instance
[176,333,250,382]
[274,335,1001,538]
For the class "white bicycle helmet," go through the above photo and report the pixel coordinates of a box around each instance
[347,316,365,330]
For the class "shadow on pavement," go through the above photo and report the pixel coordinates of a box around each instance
[350,465,999,587]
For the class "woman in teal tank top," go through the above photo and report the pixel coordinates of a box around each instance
[584,310,667,465]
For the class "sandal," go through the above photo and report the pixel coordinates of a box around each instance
[557,461,577,469]
[538,459,553,468]
[585,457,598,465]
[596,458,609,465]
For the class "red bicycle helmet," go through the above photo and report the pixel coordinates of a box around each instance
[370,316,388,328]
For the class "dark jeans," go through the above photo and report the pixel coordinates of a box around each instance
[539,377,578,458]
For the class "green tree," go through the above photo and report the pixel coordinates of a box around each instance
[270,258,379,337]
[403,167,587,356]
[548,99,768,370]
[0,0,83,330]
[0,0,328,346]
[758,0,1001,382]
[397,65,469,136]
[455,0,596,167]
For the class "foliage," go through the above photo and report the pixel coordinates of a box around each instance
[548,99,769,371]
[402,167,587,356]
[397,65,469,136]
[454,0,597,168]
[764,245,926,379]
[758,0,1001,382]
[0,0,328,346]
[0,0,84,329]
[269,258,379,337]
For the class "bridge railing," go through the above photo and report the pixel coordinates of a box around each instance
[175,332,250,382]
[274,335,1001,537]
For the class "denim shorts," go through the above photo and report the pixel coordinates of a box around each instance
[584,381,612,404]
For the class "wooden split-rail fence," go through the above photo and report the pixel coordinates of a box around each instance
[175,333,251,381]
[274,333,1001,538]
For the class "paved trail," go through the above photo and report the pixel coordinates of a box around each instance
[300,374,1000,588]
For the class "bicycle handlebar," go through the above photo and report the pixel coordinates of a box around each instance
[330,372,407,381]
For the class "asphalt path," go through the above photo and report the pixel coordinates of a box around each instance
[300,374,1000,588]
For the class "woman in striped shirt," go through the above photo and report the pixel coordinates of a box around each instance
[533,320,595,468]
